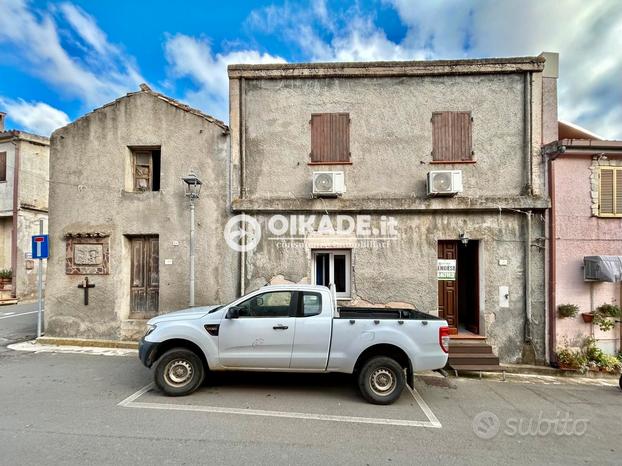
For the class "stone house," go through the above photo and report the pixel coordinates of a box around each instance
[228,56,553,365]
[544,123,622,356]
[0,113,50,303]
[45,86,238,340]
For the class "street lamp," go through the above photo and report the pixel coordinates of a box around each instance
[182,172,203,307]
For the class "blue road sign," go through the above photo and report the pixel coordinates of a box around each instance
[32,234,49,259]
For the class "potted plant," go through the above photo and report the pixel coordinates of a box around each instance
[581,312,594,324]
[593,303,621,332]
[558,303,579,319]
[582,337,622,374]
[0,269,12,289]
[555,347,587,373]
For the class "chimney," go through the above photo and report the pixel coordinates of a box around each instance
[540,52,559,144]
[0,112,5,132]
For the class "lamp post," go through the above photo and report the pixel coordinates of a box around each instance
[182,172,202,307]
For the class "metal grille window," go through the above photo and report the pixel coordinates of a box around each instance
[431,111,473,162]
[310,113,350,164]
[599,167,622,217]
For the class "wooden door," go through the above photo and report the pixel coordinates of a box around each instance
[438,241,458,334]
[130,236,159,317]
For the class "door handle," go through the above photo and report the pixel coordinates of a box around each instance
[273,325,289,330]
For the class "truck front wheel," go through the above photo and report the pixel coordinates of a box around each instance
[357,356,405,405]
[154,348,205,396]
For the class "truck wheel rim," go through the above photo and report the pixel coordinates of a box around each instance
[369,367,396,396]
[165,360,193,387]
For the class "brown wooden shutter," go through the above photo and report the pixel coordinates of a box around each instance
[431,112,472,162]
[616,169,622,215]
[132,150,153,191]
[0,152,6,182]
[310,113,350,163]
[600,168,615,215]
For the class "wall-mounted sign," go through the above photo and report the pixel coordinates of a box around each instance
[437,259,456,281]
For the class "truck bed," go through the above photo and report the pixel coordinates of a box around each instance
[337,307,440,320]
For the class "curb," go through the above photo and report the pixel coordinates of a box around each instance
[36,336,139,349]
[8,339,137,356]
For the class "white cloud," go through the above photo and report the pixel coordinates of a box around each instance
[164,34,286,121]
[0,0,144,107]
[0,97,70,135]
[247,2,421,62]
[389,0,622,139]
[248,0,622,139]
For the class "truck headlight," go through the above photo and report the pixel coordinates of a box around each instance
[144,324,157,337]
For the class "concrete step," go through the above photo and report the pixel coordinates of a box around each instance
[448,352,500,366]
[449,364,505,373]
[448,343,493,354]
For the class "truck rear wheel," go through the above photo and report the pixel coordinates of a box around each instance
[154,348,205,396]
[357,356,405,405]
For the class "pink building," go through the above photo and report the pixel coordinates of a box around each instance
[545,124,622,356]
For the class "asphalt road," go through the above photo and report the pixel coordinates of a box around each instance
[0,302,40,350]
[0,348,620,465]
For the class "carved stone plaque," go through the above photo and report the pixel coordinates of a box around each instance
[65,233,110,275]
[74,244,103,265]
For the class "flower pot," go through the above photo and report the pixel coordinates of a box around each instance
[581,313,594,324]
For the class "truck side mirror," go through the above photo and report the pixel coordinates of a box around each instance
[226,306,241,319]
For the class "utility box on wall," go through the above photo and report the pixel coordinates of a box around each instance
[584,256,622,282]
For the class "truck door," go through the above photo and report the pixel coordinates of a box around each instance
[218,290,296,369]
[289,291,332,369]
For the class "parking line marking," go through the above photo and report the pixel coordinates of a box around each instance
[118,383,154,407]
[0,310,38,320]
[408,385,441,427]
[118,383,441,428]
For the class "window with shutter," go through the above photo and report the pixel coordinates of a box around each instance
[598,167,622,217]
[130,148,161,192]
[431,111,473,162]
[310,113,350,164]
[0,152,6,182]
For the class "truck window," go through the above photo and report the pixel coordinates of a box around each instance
[301,292,322,317]
[237,291,294,317]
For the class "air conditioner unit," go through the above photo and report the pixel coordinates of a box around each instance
[584,256,622,282]
[312,171,346,197]
[427,170,463,196]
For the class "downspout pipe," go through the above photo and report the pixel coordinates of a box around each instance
[10,137,20,298]
[548,157,557,364]
[524,72,533,195]
[525,210,533,343]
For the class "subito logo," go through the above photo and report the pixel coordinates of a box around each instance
[472,411,500,439]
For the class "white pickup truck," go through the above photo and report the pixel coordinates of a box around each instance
[139,284,449,404]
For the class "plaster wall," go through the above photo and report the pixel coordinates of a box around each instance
[238,73,542,200]
[0,217,10,269]
[232,67,548,363]
[554,156,622,353]
[243,211,545,363]
[46,92,238,340]
[0,141,15,213]
[18,138,49,210]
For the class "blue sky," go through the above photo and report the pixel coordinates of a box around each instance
[0,0,620,138]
